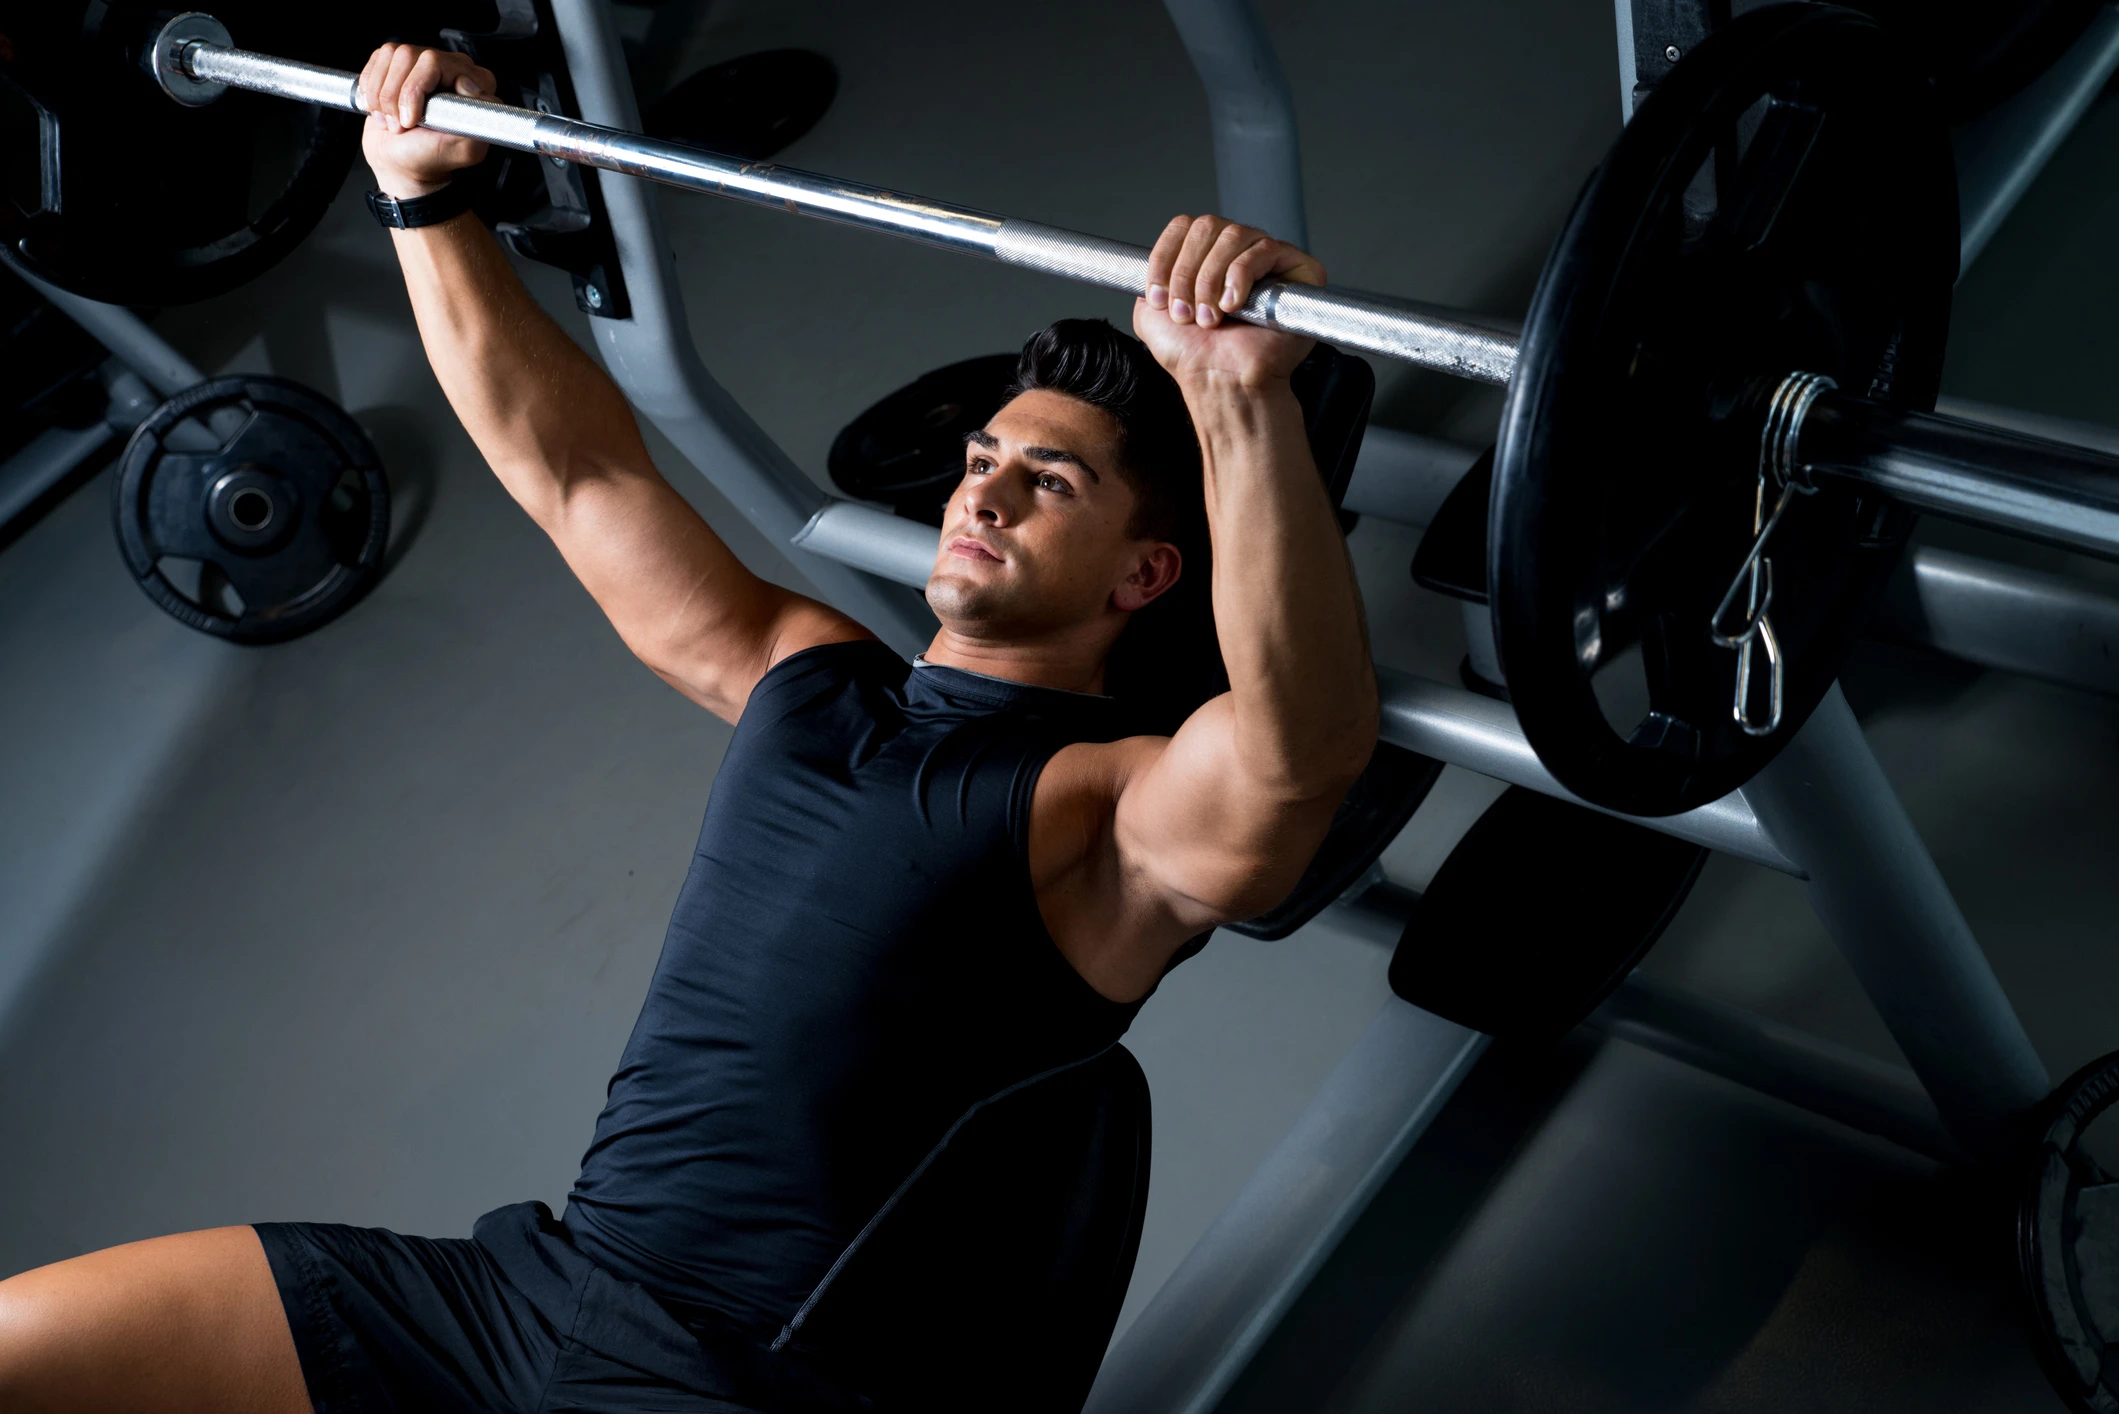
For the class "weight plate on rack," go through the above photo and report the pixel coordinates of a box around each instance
[112,375,389,643]
[1491,3,1958,816]
[0,3,363,306]
[828,354,1020,527]
[643,49,839,159]
[2020,1049,2119,1414]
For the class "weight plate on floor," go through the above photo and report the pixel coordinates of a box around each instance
[2019,1049,2119,1414]
[1491,3,1957,816]
[112,376,389,643]
[828,354,1019,526]
[0,3,363,306]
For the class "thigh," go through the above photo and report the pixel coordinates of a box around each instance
[0,1225,308,1414]
[256,1218,564,1414]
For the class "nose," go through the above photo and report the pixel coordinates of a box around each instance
[958,465,1022,526]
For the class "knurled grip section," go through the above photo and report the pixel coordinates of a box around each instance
[191,45,549,151]
[1256,284,1518,385]
[995,220,1517,384]
[992,221,1154,293]
[191,46,358,110]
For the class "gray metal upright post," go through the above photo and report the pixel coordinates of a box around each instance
[11,263,208,396]
[546,0,936,658]
[1611,0,1640,123]
[1086,1002,1486,1414]
[1160,0,1308,247]
[1741,686,2050,1157]
[1955,5,2119,273]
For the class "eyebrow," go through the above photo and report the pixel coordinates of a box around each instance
[964,427,1102,484]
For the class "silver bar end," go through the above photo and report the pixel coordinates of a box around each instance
[152,13,233,107]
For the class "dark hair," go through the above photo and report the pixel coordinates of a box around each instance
[1007,319,1203,546]
[1009,319,1225,733]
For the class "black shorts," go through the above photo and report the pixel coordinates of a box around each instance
[255,1201,858,1414]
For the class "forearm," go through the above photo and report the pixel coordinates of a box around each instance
[386,211,816,708]
[1189,375,1378,794]
[388,213,647,527]
[353,44,848,717]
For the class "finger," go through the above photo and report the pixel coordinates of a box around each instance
[375,44,420,132]
[1220,237,1285,311]
[433,50,479,88]
[1165,215,1226,325]
[400,49,445,129]
[375,44,417,130]
[456,62,497,99]
[1193,223,1260,326]
[1144,215,1192,311]
[357,44,395,114]
[1262,241,1326,289]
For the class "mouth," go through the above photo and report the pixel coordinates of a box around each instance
[946,536,1002,563]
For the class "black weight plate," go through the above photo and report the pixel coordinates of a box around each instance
[1387,787,1708,1040]
[828,354,1019,526]
[112,376,389,643]
[1225,743,1445,941]
[2019,1049,2119,1414]
[1492,3,1957,816]
[0,3,365,306]
[644,49,838,160]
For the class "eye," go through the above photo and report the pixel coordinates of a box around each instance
[1035,472,1072,494]
[967,456,994,475]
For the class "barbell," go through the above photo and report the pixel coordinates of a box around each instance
[140,5,2119,814]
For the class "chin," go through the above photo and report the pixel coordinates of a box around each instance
[926,571,1051,639]
[924,569,1003,624]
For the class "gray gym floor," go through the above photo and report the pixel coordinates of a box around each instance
[1,1,2113,1409]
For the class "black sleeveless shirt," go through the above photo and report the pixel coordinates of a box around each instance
[562,640,1143,1344]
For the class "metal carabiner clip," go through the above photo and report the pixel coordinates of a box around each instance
[1707,370,1835,738]
[1732,608,1784,735]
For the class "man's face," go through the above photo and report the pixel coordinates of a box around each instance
[925,389,1180,641]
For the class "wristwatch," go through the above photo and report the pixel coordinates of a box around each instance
[366,180,477,230]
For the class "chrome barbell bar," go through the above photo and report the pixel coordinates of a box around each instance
[155,14,1519,385]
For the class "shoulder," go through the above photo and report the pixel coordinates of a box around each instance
[739,634,906,724]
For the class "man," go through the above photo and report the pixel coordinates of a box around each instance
[0,41,1378,1414]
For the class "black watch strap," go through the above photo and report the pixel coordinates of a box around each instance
[366,181,477,230]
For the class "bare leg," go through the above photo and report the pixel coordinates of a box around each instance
[0,1227,309,1414]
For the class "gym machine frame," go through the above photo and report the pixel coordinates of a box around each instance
[137,5,2119,1410]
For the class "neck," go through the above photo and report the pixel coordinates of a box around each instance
[922,621,1115,694]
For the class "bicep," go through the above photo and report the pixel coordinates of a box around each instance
[530,445,867,719]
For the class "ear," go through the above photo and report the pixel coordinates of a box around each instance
[1112,542,1182,612]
